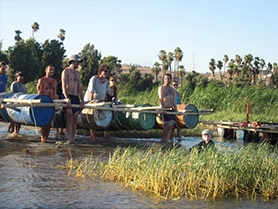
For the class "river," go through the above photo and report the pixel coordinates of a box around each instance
[0,122,277,209]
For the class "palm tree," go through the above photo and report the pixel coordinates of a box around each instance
[31,22,39,38]
[174,47,183,82]
[253,57,260,82]
[227,59,235,79]
[161,60,168,75]
[209,58,216,79]
[158,50,166,65]
[167,52,174,76]
[57,29,66,43]
[216,60,223,81]
[178,65,186,85]
[223,55,229,76]
[259,58,265,77]
[14,30,22,41]
[152,62,161,82]
[244,54,254,84]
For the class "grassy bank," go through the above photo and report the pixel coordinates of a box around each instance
[119,82,278,123]
[64,143,278,201]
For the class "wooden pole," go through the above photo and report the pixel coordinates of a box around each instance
[0,98,42,104]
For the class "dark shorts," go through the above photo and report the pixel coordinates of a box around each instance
[162,110,176,124]
[68,95,80,114]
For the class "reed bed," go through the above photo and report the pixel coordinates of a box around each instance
[65,143,278,200]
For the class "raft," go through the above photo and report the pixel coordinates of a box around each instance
[0,93,211,130]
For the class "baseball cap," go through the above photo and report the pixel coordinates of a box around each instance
[202,129,211,135]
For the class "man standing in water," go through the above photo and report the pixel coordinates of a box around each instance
[158,73,178,142]
[61,54,85,145]
[37,65,58,142]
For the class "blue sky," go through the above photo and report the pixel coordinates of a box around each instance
[0,0,277,73]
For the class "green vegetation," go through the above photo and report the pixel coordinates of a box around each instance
[64,143,278,200]
[119,72,278,123]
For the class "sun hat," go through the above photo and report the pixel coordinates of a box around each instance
[202,129,211,135]
[68,54,82,64]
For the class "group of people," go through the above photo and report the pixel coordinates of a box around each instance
[36,55,119,144]
[0,58,214,149]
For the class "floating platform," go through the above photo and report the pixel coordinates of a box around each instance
[201,120,278,143]
[0,93,212,132]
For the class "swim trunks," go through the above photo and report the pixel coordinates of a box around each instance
[68,94,80,113]
[162,110,176,124]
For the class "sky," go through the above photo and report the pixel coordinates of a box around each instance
[0,0,277,73]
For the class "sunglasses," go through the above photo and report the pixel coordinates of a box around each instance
[104,70,109,73]
[111,79,116,82]
[173,84,178,87]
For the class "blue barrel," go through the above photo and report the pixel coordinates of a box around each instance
[0,92,17,122]
[2,93,55,127]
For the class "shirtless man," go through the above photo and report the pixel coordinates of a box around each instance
[37,65,58,142]
[158,73,178,142]
[61,54,85,145]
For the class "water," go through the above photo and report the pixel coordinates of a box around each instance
[0,123,277,209]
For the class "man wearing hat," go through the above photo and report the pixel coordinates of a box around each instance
[61,54,85,145]
[190,129,215,152]
[0,61,8,92]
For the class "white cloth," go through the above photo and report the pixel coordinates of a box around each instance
[84,75,110,102]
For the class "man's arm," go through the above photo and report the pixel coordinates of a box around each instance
[37,79,42,94]
[61,69,68,99]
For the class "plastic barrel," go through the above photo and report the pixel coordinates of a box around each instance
[79,100,113,130]
[4,93,55,126]
[176,104,199,129]
[0,92,18,122]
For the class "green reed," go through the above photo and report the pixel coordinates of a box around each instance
[65,143,278,200]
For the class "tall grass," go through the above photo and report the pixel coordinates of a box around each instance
[120,83,278,122]
[65,143,278,200]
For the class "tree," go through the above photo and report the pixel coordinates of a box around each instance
[7,38,42,84]
[80,43,102,87]
[166,52,174,76]
[14,30,22,41]
[227,59,235,79]
[57,29,66,43]
[31,22,39,38]
[41,39,66,81]
[253,56,260,83]
[152,62,161,83]
[223,55,229,75]
[161,60,168,75]
[0,40,8,64]
[209,58,216,79]
[259,58,265,78]
[178,65,186,85]
[158,50,166,66]
[174,47,183,81]
[216,60,223,81]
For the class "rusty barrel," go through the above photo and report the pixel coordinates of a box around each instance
[78,100,113,130]
[155,104,199,129]
[176,104,199,129]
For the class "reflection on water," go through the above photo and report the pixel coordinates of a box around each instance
[0,123,276,209]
